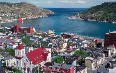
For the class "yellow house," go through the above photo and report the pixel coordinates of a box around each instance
[48,30,55,36]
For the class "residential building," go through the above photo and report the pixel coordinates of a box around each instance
[11,24,36,34]
[2,56,16,67]
[104,31,116,48]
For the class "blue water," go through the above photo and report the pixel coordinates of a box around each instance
[2,8,116,39]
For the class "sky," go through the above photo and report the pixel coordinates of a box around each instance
[0,0,116,8]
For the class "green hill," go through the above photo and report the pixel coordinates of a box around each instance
[77,2,116,23]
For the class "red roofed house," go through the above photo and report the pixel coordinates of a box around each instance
[15,44,51,73]
[12,24,36,34]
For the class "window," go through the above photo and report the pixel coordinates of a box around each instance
[17,61,18,65]
[18,51,19,55]
[22,51,24,55]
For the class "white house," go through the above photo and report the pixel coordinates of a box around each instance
[13,38,21,43]
[82,40,90,48]
[107,45,116,55]
[4,57,16,67]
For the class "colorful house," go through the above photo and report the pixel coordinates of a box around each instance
[12,24,36,34]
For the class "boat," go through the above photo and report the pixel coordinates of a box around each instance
[68,16,77,19]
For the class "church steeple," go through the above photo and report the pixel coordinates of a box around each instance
[15,44,25,70]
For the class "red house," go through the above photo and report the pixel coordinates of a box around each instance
[12,24,35,34]
[15,24,21,33]
[104,31,116,48]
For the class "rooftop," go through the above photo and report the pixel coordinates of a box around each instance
[75,64,86,71]
[26,47,49,65]
[53,63,72,69]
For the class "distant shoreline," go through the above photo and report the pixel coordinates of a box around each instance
[69,13,116,24]
[0,13,54,24]
[59,32,104,40]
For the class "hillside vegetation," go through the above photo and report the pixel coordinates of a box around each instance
[77,2,116,23]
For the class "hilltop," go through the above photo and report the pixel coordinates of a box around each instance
[0,2,54,23]
[74,2,116,23]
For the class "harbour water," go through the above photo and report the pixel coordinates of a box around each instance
[1,8,116,39]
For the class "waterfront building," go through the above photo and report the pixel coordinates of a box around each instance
[104,31,116,48]
[11,24,36,34]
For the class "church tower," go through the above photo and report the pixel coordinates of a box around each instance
[15,44,25,70]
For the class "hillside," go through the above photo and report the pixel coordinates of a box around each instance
[75,2,116,23]
[0,2,54,23]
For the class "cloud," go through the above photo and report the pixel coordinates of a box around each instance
[32,1,53,4]
[59,0,86,4]
[32,0,86,4]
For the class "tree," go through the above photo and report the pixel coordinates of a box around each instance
[0,29,4,33]
[21,33,27,38]
[41,42,48,47]
[6,48,15,57]
[39,66,43,73]
[22,37,32,46]
[33,65,43,73]
[74,50,87,65]
[53,56,65,64]
[74,50,87,58]
[12,68,22,73]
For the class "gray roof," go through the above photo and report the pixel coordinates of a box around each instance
[4,55,14,60]
[44,62,53,66]
[0,38,14,44]
[75,64,86,71]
